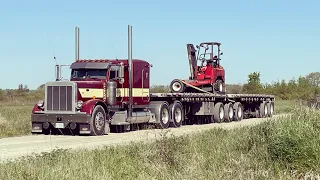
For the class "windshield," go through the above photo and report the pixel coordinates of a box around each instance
[71,69,107,80]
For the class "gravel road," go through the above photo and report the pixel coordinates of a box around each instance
[0,114,288,163]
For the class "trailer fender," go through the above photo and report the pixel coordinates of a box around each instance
[81,99,108,115]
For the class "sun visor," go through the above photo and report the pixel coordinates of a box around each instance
[70,62,109,69]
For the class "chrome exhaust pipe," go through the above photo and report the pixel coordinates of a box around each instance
[128,25,133,120]
[75,26,80,61]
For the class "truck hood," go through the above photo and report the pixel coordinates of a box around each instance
[73,80,104,89]
[73,80,104,100]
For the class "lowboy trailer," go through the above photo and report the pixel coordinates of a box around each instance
[31,25,275,136]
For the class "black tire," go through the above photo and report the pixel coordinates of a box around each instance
[214,79,223,92]
[259,101,268,118]
[213,102,224,123]
[43,128,51,135]
[233,102,243,121]
[171,101,184,128]
[158,102,170,129]
[170,79,186,93]
[224,103,234,122]
[267,102,274,117]
[90,105,106,136]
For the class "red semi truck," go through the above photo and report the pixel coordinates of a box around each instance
[31,25,275,136]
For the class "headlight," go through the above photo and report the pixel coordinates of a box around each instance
[76,100,83,109]
[37,100,44,107]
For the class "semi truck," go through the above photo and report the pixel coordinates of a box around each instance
[31,25,275,136]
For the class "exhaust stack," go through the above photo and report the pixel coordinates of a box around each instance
[75,26,80,61]
[128,25,133,119]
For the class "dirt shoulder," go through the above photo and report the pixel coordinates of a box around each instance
[0,114,288,163]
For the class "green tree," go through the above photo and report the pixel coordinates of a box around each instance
[306,72,320,87]
[242,72,262,94]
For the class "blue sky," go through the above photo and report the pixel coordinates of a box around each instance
[0,0,319,89]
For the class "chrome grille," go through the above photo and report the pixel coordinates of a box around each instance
[44,81,77,113]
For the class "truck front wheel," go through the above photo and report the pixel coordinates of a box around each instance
[90,105,107,136]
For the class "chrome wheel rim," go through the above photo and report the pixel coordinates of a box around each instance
[175,107,182,123]
[95,112,105,131]
[162,108,169,124]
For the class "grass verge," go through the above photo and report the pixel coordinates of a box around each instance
[1,105,320,179]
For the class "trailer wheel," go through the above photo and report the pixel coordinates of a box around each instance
[259,101,268,118]
[170,101,184,128]
[159,102,170,129]
[233,102,243,121]
[90,105,107,136]
[267,102,274,117]
[224,103,234,122]
[214,102,224,123]
[170,79,186,93]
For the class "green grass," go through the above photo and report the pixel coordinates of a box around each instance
[1,106,320,179]
[0,100,295,139]
[274,99,297,114]
[0,103,33,138]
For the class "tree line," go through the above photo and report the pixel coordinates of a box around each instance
[0,72,319,103]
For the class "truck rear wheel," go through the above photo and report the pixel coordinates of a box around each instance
[90,105,107,136]
[159,102,170,129]
[213,102,224,123]
[224,103,234,122]
[233,102,243,121]
[170,101,184,128]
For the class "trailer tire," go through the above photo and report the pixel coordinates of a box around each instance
[90,105,106,136]
[267,102,274,117]
[214,102,224,123]
[170,101,184,128]
[224,103,234,122]
[158,102,170,129]
[170,79,186,93]
[233,102,243,121]
[259,101,268,118]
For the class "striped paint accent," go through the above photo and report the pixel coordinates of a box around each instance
[79,88,104,98]
[116,88,149,97]
[78,88,150,98]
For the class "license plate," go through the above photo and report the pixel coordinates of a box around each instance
[55,123,64,128]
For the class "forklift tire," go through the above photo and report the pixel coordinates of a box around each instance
[170,79,186,93]
[214,79,223,92]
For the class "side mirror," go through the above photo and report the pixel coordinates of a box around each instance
[55,65,60,81]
